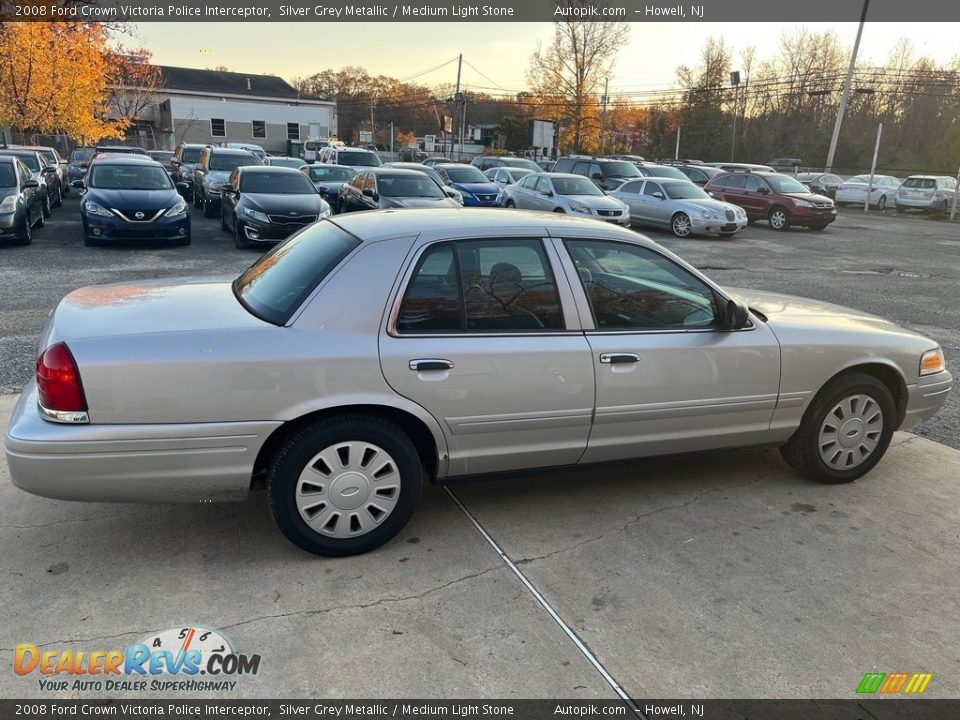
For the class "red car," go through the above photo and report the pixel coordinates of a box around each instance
[704,170,836,231]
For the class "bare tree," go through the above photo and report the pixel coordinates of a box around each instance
[526,0,629,153]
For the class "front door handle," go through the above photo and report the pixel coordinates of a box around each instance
[599,353,640,365]
[409,359,455,372]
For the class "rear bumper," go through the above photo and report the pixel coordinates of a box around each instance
[896,197,941,210]
[4,384,281,503]
[901,371,953,430]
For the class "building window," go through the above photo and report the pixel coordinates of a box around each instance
[211,118,226,137]
[252,121,266,139]
[287,122,300,140]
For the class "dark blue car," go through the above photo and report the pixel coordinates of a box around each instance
[75,156,190,247]
[435,163,501,207]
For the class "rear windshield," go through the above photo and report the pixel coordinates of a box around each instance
[240,172,316,194]
[642,165,688,180]
[443,166,488,183]
[268,157,307,169]
[902,178,936,189]
[70,148,94,163]
[308,166,356,182]
[337,151,381,167]
[602,161,641,178]
[233,222,360,325]
[378,174,444,198]
[209,152,260,172]
[180,147,203,163]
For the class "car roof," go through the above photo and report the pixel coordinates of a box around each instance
[89,155,162,165]
[0,148,41,156]
[239,166,303,174]
[208,148,257,156]
[363,167,430,176]
[306,163,354,170]
[95,145,145,151]
[329,208,650,244]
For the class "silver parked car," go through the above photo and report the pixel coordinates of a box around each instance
[895,175,957,215]
[501,172,629,224]
[5,210,952,556]
[484,166,534,188]
[835,175,901,209]
[610,177,748,237]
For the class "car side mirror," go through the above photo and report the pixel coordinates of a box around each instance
[70,180,84,189]
[757,186,770,194]
[221,183,234,194]
[652,191,664,200]
[723,299,750,330]
[23,179,39,189]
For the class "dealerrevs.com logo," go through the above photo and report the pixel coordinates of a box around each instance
[15,626,261,692]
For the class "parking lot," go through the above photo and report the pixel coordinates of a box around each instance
[1,197,959,699]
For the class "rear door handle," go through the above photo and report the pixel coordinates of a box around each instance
[599,353,640,365]
[409,359,455,372]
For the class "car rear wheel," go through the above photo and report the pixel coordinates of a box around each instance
[876,195,887,209]
[671,212,693,238]
[780,372,895,484]
[18,209,32,245]
[939,200,949,216]
[267,415,423,556]
[220,206,229,232]
[52,184,63,208]
[768,207,790,231]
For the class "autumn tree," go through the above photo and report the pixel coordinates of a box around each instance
[0,22,126,142]
[526,0,629,153]
[107,46,164,126]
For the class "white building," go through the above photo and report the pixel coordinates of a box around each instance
[119,65,336,153]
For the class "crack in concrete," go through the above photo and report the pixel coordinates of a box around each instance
[0,514,136,530]
[0,567,501,655]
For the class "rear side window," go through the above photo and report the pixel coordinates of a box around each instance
[233,222,360,325]
[396,239,564,333]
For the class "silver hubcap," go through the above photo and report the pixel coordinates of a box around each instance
[770,211,786,229]
[818,394,883,470]
[673,214,691,236]
[295,441,401,538]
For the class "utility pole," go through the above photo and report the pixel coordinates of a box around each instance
[730,71,741,161]
[864,122,882,213]
[675,126,681,160]
[454,53,464,160]
[389,121,394,161]
[599,78,609,155]
[459,93,468,162]
[825,0,869,173]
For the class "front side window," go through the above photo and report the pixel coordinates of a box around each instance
[396,239,564,334]
[565,240,719,331]
[642,181,662,197]
[744,176,766,192]
[211,118,226,137]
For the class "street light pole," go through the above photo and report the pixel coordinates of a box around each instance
[825,0,869,173]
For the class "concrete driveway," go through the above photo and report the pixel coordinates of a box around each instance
[1,392,959,700]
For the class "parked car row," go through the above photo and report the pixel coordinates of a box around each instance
[0,142,80,245]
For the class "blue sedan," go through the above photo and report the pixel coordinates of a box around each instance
[75,156,190,247]
[435,163,501,207]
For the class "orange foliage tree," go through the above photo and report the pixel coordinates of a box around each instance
[0,22,127,141]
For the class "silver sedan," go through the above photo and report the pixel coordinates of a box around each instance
[835,175,901,209]
[5,210,952,556]
[611,178,748,237]
[500,172,629,224]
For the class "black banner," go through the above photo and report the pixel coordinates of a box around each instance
[3,700,960,720]
[1,0,960,23]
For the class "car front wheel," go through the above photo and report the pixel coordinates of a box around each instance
[267,415,424,556]
[768,207,790,231]
[671,212,693,237]
[41,193,51,218]
[780,372,895,484]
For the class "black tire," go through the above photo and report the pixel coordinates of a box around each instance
[267,414,424,557]
[18,209,32,245]
[768,206,790,231]
[220,205,229,232]
[553,207,565,213]
[234,219,248,249]
[52,183,63,208]
[877,195,886,210]
[671,212,693,238]
[35,204,44,228]
[504,200,515,209]
[203,197,217,218]
[780,372,895,484]
[41,193,51,218]
[939,200,949,217]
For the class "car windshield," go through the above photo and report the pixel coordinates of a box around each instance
[233,222,360,326]
[903,178,936,189]
[268,158,306,169]
[443,166,488,183]
[765,175,810,194]
[0,164,16,187]
[502,158,540,171]
[181,147,203,163]
[88,164,173,190]
[338,151,381,167]
[70,148,94,163]
[240,172,316,194]
[643,165,688,180]
[7,154,39,171]
[378,174,444,198]
[308,166,356,182]
[553,177,603,196]
[210,153,259,172]
[603,161,641,177]
[663,182,710,200]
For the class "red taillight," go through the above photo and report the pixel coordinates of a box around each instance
[36,342,87,412]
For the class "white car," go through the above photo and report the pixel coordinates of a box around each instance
[835,175,901,209]
[895,175,957,215]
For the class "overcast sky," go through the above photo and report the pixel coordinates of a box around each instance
[133,22,959,94]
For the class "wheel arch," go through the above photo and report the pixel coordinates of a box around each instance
[251,403,445,490]
[815,362,908,428]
